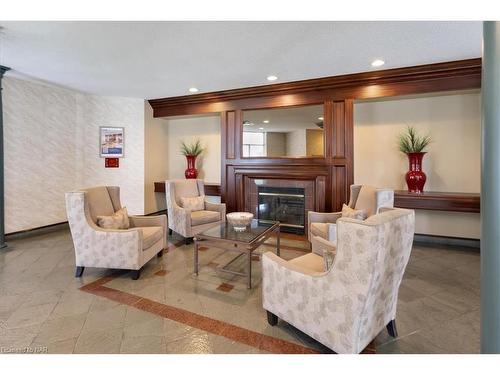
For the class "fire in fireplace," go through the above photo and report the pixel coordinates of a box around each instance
[257,186,305,234]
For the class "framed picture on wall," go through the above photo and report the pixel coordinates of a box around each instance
[100,127,124,157]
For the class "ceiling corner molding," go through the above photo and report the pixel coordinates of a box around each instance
[149,58,482,117]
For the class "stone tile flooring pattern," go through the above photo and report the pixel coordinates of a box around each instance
[0,228,480,354]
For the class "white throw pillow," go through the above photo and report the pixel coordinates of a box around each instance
[180,195,205,211]
[97,207,130,229]
[341,204,367,220]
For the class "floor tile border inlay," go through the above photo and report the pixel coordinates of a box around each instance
[78,241,318,354]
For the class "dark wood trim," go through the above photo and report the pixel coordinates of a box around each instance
[149,58,481,117]
[154,182,166,193]
[154,181,221,197]
[204,183,221,196]
[394,190,480,213]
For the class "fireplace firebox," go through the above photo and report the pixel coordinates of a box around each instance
[258,186,305,234]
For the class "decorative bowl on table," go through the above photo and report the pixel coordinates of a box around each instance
[226,212,254,232]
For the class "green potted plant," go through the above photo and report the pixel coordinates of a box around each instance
[180,140,204,179]
[398,126,431,193]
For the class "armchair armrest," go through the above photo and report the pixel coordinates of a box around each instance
[167,199,192,236]
[129,214,167,229]
[75,225,144,269]
[129,214,168,248]
[262,252,324,331]
[262,252,324,277]
[308,211,342,224]
[205,201,226,221]
[310,235,337,257]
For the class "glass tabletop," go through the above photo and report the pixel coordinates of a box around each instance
[195,219,278,243]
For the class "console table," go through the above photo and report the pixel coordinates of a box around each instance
[394,190,480,213]
[154,181,221,196]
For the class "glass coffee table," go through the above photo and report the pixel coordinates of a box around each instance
[194,219,280,289]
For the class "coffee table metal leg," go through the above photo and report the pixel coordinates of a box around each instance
[276,225,281,257]
[194,238,199,276]
[247,250,252,289]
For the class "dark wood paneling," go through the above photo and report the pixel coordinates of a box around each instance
[154,182,221,196]
[149,59,481,117]
[394,190,480,213]
[150,59,481,215]
[329,99,354,211]
[225,111,236,159]
[219,98,353,213]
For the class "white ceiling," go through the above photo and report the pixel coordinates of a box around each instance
[0,21,482,99]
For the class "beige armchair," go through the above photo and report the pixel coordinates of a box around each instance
[65,186,167,280]
[263,208,415,354]
[308,184,394,247]
[165,179,226,243]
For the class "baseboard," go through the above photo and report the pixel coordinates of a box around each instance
[4,210,168,241]
[414,233,480,250]
[5,221,70,240]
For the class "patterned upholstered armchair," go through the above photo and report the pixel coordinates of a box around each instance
[262,208,415,354]
[65,186,167,280]
[308,184,394,247]
[165,179,226,242]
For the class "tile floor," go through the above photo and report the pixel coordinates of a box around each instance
[0,227,480,354]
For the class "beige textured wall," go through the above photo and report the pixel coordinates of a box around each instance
[165,115,221,184]
[266,132,286,157]
[306,129,324,156]
[76,93,145,216]
[354,92,481,238]
[144,102,169,214]
[3,77,145,233]
[286,129,306,156]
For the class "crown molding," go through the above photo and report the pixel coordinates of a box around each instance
[149,58,481,117]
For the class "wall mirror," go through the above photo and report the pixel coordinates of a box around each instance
[242,104,324,158]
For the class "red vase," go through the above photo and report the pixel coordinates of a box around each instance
[184,155,198,179]
[405,152,427,193]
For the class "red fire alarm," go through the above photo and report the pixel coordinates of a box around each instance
[105,158,119,168]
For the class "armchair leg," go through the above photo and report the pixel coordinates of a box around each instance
[168,228,173,235]
[157,249,164,257]
[75,266,85,278]
[131,269,141,280]
[267,311,278,326]
[386,319,398,338]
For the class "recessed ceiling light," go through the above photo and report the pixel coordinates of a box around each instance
[259,127,264,130]
[371,59,385,67]
[263,120,270,124]
[267,75,278,81]
[188,87,199,93]
[318,116,324,121]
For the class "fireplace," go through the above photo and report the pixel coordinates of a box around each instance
[258,186,305,234]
